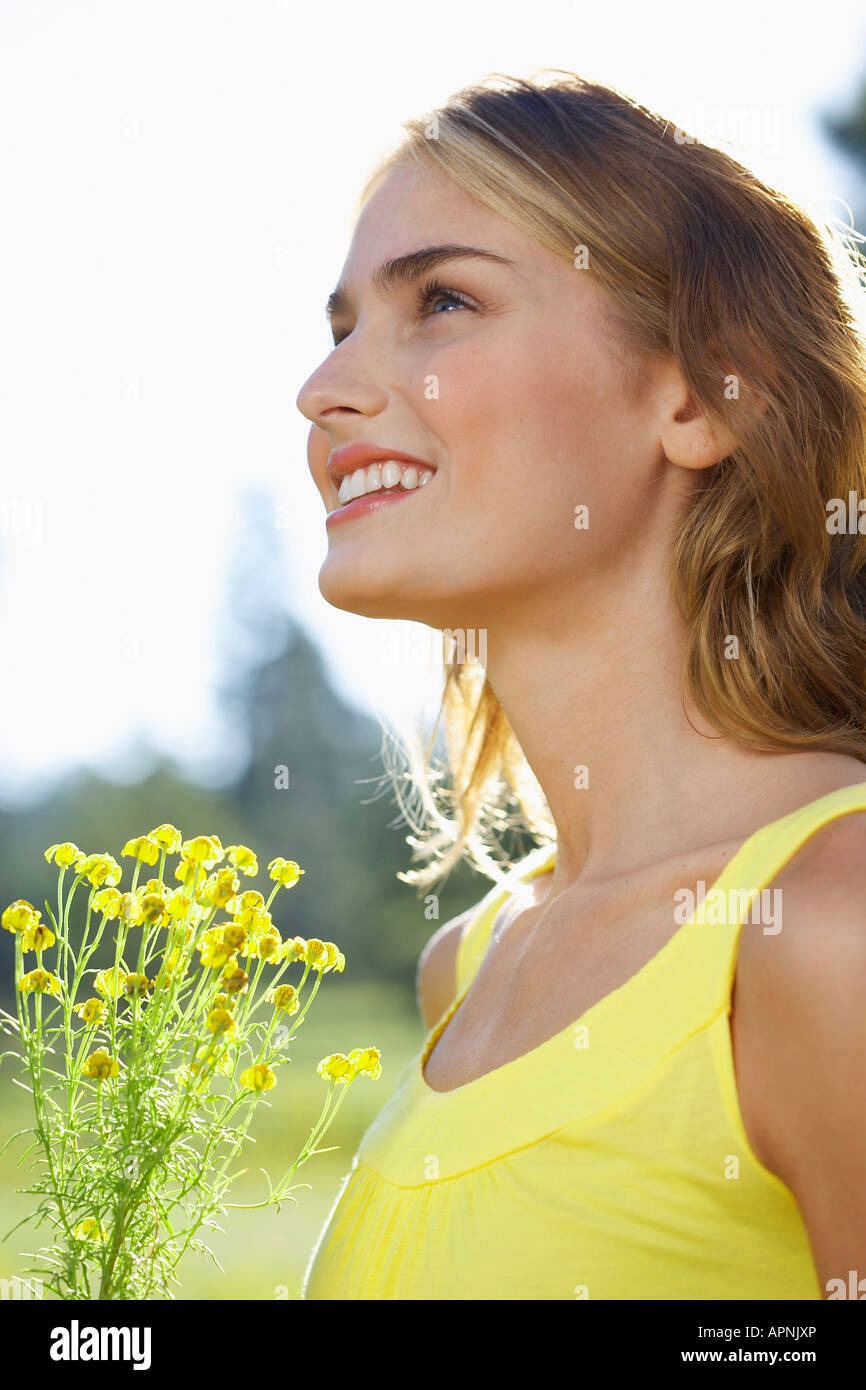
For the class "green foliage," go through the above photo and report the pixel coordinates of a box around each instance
[0,981,425,1299]
[0,836,380,1299]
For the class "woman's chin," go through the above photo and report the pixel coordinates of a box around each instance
[317,564,425,622]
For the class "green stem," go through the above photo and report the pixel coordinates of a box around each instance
[65,911,110,1115]
[164,1097,260,1271]
[270,966,321,1050]
[18,931,77,1252]
[227,1077,353,1209]
[235,953,268,1031]
[98,1196,130,1300]
[68,1021,100,1122]
[108,913,130,1063]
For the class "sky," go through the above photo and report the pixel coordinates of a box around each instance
[2,0,866,806]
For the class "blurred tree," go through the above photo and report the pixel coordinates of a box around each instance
[822,74,866,239]
[824,83,866,171]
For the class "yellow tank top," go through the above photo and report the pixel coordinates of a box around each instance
[303,781,866,1300]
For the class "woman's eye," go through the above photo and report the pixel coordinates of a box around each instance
[329,280,474,347]
[415,280,474,318]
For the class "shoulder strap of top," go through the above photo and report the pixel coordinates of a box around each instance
[705,777,866,1015]
[454,842,556,998]
[636,777,866,1033]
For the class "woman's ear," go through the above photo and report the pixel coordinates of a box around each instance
[653,357,740,471]
[661,389,740,471]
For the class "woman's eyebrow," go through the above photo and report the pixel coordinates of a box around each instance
[325,244,516,321]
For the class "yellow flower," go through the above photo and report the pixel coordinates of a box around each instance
[209,992,233,1012]
[82,1049,119,1080]
[268,983,299,1015]
[316,1053,354,1082]
[206,1006,235,1036]
[221,921,247,951]
[303,938,329,971]
[138,891,169,926]
[149,823,182,853]
[245,928,282,961]
[278,935,308,964]
[2,899,41,933]
[164,891,186,920]
[73,1218,107,1242]
[174,857,202,887]
[44,842,85,871]
[240,1063,275,1091]
[122,972,151,998]
[21,922,56,953]
[18,969,62,995]
[267,858,305,889]
[165,888,206,925]
[347,1046,382,1080]
[121,835,160,866]
[180,835,224,868]
[202,867,240,911]
[79,853,122,889]
[92,887,123,918]
[116,892,144,926]
[72,998,106,1025]
[233,903,271,933]
[317,1048,381,1083]
[198,926,235,970]
[94,968,125,999]
[236,890,265,912]
[321,942,346,973]
[224,844,258,876]
[219,962,248,995]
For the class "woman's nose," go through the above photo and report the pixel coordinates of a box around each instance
[296,336,390,426]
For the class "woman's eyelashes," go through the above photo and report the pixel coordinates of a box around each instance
[329,278,477,347]
[413,277,476,318]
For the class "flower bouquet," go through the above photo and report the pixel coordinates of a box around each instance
[0,825,380,1300]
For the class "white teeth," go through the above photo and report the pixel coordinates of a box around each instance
[335,459,434,504]
[380,461,402,488]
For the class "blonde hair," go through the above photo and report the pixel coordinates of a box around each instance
[360,71,866,893]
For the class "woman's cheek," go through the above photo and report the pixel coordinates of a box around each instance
[306,424,331,498]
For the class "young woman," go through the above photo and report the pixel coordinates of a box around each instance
[296,73,866,1300]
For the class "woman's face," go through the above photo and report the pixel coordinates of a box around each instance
[297,160,679,630]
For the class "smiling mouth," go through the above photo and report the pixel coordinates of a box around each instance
[326,458,435,517]
[326,477,434,526]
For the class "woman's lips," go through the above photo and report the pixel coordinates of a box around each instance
[325,481,431,528]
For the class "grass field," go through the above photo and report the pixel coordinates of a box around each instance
[0,979,425,1300]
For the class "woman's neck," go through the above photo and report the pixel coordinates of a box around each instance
[479,553,865,902]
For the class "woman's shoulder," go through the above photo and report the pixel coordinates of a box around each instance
[737,787,866,1030]
[415,905,477,1031]
[731,774,866,1279]
[415,844,553,1030]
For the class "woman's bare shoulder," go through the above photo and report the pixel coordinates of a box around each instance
[415,906,479,1031]
[732,804,866,1288]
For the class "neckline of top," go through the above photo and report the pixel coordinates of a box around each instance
[416,778,866,1099]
